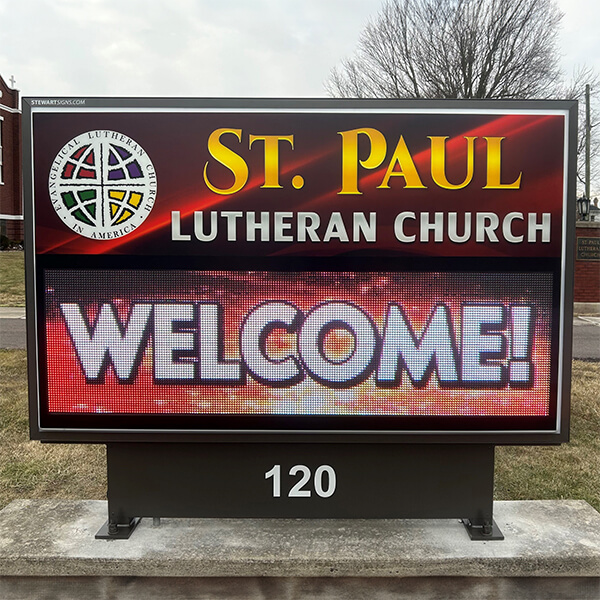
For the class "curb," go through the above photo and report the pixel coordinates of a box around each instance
[574,302,600,316]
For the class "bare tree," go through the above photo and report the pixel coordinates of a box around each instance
[558,67,600,196]
[326,0,563,100]
[327,0,599,196]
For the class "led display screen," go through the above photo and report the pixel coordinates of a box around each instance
[24,98,575,442]
[45,269,552,418]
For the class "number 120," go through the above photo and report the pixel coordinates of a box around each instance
[264,464,337,498]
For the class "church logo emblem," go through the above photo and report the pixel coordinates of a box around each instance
[48,131,157,240]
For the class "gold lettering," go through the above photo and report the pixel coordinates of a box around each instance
[429,136,476,190]
[203,129,249,195]
[483,137,522,189]
[338,128,387,195]
[378,135,426,190]
[248,134,294,189]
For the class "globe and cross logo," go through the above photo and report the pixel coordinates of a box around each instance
[48,130,157,239]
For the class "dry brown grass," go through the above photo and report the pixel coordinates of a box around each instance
[0,251,25,306]
[0,350,106,508]
[495,360,600,511]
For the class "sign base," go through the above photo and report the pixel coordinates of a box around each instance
[99,442,503,540]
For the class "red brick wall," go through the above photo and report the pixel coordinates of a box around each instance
[574,223,600,302]
[0,74,23,241]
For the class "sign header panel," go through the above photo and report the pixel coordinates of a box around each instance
[24,99,575,442]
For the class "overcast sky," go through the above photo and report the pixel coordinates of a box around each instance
[0,0,598,98]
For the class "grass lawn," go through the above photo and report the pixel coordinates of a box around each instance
[0,350,106,507]
[0,251,25,306]
[495,360,600,510]
[0,348,599,512]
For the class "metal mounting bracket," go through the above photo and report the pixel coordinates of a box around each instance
[95,517,141,540]
[461,518,504,541]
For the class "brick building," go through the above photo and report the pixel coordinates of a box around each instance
[574,221,600,304]
[0,74,22,242]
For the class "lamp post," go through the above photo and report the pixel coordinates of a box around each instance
[577,196,590,221]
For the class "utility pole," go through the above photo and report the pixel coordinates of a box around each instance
[585,83,591,201]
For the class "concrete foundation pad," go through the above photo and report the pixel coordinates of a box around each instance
[0,499,599,599]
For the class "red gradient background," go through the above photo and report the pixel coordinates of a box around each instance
[33,111,566,259]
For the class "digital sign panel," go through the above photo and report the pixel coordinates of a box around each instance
[24,98,576,443]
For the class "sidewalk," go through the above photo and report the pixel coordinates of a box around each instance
[0,307,25,319]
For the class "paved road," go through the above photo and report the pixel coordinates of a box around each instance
[0,308,27,350]
[572,316,600,361]
[1,307,598,359]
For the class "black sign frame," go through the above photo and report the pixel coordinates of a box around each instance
[23,97,577,445]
